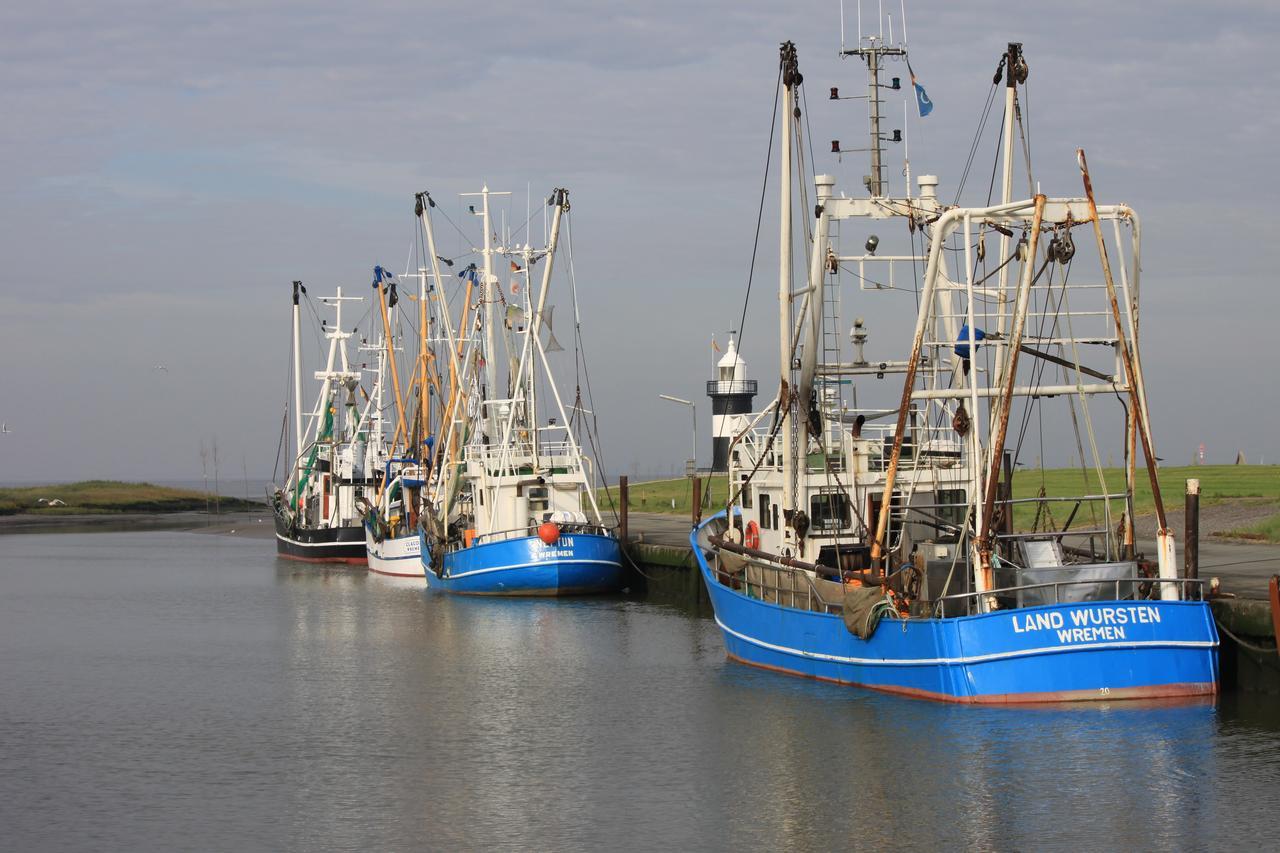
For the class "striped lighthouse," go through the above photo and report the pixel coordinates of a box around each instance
[707,336,757,472]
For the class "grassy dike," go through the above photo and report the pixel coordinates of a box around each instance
[599,465,1280,540]
[0,480,263,516]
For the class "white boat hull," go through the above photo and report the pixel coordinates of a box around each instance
[365,530,424,578]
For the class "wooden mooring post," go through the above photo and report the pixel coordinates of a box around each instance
[1270,576,1280,653]
[1185,478,1200,599]
[619,475,629,544]
[692,476,702,527]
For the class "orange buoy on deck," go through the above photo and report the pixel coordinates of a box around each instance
[538,522,561,545]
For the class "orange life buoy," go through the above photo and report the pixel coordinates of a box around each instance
[744,520,761,550]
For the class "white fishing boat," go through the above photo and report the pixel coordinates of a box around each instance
[360,259,431,580]
[273,284,389,564]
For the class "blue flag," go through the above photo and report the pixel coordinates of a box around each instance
[908,61,933,117]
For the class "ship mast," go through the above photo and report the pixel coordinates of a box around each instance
[480,187,499,442]
[843,39,905,197]
[416,191,464,525]
[990,42,1026,392]
[374,268,409,453]
[456,186,513,447]
[291,281,304,477]
[778,42,798,533]
[525,189,568,463]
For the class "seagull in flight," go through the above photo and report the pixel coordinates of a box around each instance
[153,365,168,372]
[1,422,10,433]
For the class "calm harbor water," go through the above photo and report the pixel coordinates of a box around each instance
[2,531,1278,851]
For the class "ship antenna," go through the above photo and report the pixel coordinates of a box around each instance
[840,0,846,54]
[841,21,906,196]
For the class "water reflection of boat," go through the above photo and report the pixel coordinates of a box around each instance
[693,28,1217,702]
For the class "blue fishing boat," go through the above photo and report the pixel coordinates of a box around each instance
[416,186,622,595]
[421,524,622,596]
[695,36,1217,703]
[693,512,1217,703]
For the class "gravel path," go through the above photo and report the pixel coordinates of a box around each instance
[1132,498,1278,541]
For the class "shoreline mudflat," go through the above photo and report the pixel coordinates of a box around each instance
[0,510,275,539]
[2,507,1275,598]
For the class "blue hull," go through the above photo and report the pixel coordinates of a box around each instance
[420,530,624,596]
[692,514,1219,704]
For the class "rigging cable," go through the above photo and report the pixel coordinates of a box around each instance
[563,210,617,522]
[735,63,784,349]
[273,313,294,485]
[953,57,1003,204]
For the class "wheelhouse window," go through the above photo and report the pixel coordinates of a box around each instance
[740,474,753,508]
[528,486,549,516]
[935,488,966,543]
[809,491,851,531]
[759,492,772,530]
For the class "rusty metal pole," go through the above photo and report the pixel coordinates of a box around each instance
[1001,451,1015,545]
[1079,151,1166,525]
[1123,406,1137,560]
[870,207,961,565]
[1079,149,1175,599]
[619,475,629,544]
[1185,478,1199,599]
[979,195,1047,583]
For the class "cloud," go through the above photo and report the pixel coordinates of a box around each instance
[1,0,1278,478]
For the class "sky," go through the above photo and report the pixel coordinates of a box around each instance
[2,0,1278,485]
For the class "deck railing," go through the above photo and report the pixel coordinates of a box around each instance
[935,577,1206,617]
[448,522,613,551]
[709,550,1205,619]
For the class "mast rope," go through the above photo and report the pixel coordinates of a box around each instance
[563,209,617,522]
[735,62,783,349]
[273,322,293,485]
[953,57,1003,204]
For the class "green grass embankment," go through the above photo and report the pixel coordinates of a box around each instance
[602,465,1280,539]
[1011,465,1279,517]
[597,476,728,520]
[0,480,263,516]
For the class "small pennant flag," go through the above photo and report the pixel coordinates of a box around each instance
[907,61,933,117]
[712,335,721,353]
[541,305,564,352]
[510,260,522,273]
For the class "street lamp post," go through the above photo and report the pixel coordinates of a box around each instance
[658,394,696,477]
